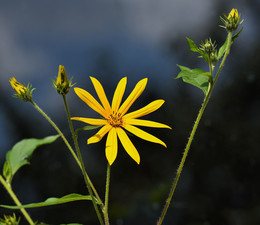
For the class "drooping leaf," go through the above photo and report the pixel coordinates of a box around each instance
[0,193,101,209]
[186,37,209,64]
[176,65,212,95]
[3,135,60,182]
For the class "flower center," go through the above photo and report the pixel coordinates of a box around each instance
[107,113,123,127]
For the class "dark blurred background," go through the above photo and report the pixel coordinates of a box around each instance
[0,0,259,224]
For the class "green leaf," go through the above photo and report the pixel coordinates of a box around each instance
[186,37,209,64]
[3,135,60,182]
[0,193,101,209]
[232,27,243,43]
[217,27,243,60]
[217,37,228,60]
[76,125,102,132]
[176,65,212,95]
[186,37,200,53]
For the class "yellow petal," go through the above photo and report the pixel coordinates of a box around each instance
[111,77,127,112]
[124,99,165,119]
[116,128,140,164]
[118,78,148,116]
[90,77,112,114]
[125,118,171,129]
[123,124,167,148]
[87,125,111,144]
[105,128,118,165]
[71,117,107,125]
[74,87,108,118]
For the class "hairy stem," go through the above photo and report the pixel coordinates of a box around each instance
[157,31,233,225]
[62,95,104,225]
[104,164,111,225]
[31,102,81,168]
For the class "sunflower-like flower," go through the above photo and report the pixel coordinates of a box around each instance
[71,77,171,165]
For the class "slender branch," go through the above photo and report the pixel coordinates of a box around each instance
[62,95,104,225]
[0,175,34,225]
[104,164,111,225]
[31,101,81,168]
[157,31,233,225]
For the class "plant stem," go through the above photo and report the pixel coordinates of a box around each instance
[157,31,233,225]
[0,175,34,225]
[62,95,104,225]
[31,102,81,168]
[104,164,111,225]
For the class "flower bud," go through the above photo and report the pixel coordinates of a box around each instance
[53,65,72,95]
[200,38,218,63]
[9,77,33,102]
[221,8,242,32]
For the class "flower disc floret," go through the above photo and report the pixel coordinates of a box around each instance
[71,76,171,165]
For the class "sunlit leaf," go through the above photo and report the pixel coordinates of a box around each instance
[3,135,60,182]
[0,193,101,209]
[176,65,212,95]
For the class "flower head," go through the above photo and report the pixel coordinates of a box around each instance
[72,77,171,165]
[9,77,34,102]
[53,65,73,95]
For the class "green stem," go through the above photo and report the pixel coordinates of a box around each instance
[62,95,104,225]
[0,175,34,225]
[157,31,233,225]
[31,102,82,169]
[104,164,111,225]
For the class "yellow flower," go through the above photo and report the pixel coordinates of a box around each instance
[71,77,171,165]
[9,77,33,102]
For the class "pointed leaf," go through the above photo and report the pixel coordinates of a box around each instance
[0,193,101,209]
[232,27,243,43]
[76,125,102,132]
[3,135,60,182]
[218,27,243,60]
[186,37,209,64]
[176,65,212,95]
[186,37,200,53]
[217,37,228,60]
